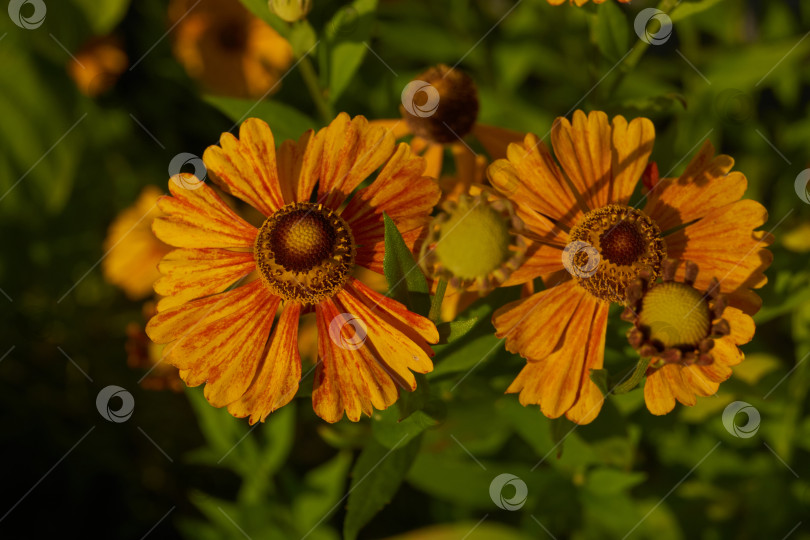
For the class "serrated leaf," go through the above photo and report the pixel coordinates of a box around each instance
[324,0,378,103]
[343,436,422,540]
[382,213,430,315]
[372,406,439,449]
[436,318,479,345]
[204,96,317,142]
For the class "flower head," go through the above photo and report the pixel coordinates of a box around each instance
[68,36,129,97]
[170,0,293,98]
[488,110,772,424]
[623,260,755,415]
[146,114,441,423]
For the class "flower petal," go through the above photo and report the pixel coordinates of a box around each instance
[644,368,676,415]
[505,292,602,418]
[493,280,585,361]
[154,248,255,312]
[341,143,440,273]
[227,302,302,423]
[610,115,654,205]
[551,110,612,210]
[644,141,742,233]
[311,297,399,422]
[565,299,609,424]
[276,129,322,205]
[472,123,525,160]
[202,117,285,216]
[154,177,257,249]
[147,279,269,343]
[488,134,585,229]
[164,285,279,407]
[317,113,397,208]
[664,199,772,314]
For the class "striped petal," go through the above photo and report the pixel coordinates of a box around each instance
[565,299,610,424]
[341,143,441,273]
[275,129,323,204]
[154,177,257,249]
[610,115,654,205]
[317,113,397,208]
[202,117,285,216]
[644,141,742,233]
[228,302,302,423]
[472,123,525,160]
[311,297,399,422]
[488,134,585,229]
[493,280,585,361]
[551,110,612,210]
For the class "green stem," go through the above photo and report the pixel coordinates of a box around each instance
[299,55,333,123]
[606,0,681,96]
[612,356,652,395]
[428,279,448,323]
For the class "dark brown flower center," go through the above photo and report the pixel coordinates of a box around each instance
[255,202,355,304]
[401,64,479,144]
[567,205,666,304]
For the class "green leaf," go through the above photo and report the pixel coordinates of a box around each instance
[204,96,317,142]
[382,213,430,315]
[428,278,447,323]
[372,406,439,449]
[324,0,378,103]
[72,0,130,34]
[293,451,352,534]
[343,436,422,540]
[592,0,630,63]
[436,318,478,345]
[184,387,258,468]
[589,368,609,397]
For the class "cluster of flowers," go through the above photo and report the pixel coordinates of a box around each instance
[101,0,771,426]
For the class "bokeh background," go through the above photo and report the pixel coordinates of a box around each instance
[1,0,809,538]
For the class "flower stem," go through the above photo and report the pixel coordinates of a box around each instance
[612,356,652,395]
[607,0,682,96]
[299,55,333,123]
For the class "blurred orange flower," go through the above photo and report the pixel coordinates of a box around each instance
[68,36,129,97]
[169,0,293,98]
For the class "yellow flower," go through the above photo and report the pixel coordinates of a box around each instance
[623,260,755,415]
[371,64,524,187]
[146,114,441,423]
[488,110,772,424]
[102,186,172,300]
[68,36,129,97]
[169,0,293,98]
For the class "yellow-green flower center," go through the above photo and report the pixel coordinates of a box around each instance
[433,197,511,280]
[637,282,711,348]
[254,202,355,304]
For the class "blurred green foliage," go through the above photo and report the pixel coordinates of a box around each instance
[2,0,810,538]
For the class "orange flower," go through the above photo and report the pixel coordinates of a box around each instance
[68,36,129,97]
[371,64,523,189]
[146,114,441,423]
[169,0,293,98]
[488,110,772,424]
[102,186,172,300]
[622,260,756,415]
